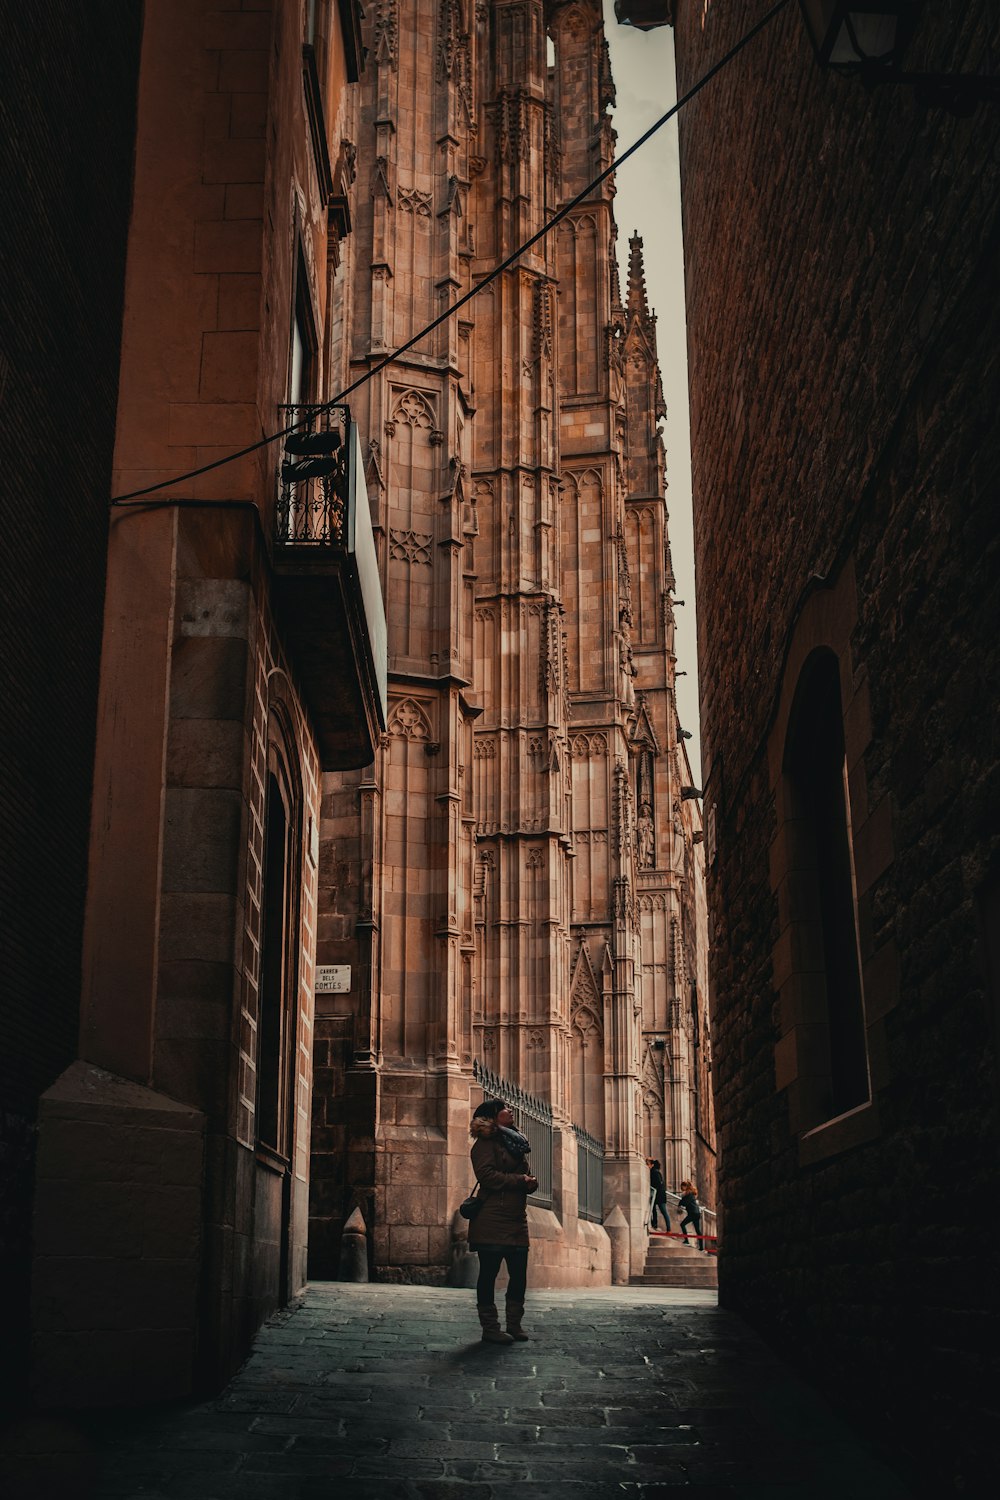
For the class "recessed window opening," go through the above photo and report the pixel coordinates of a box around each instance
[257,772,291,1154]
[784,649,870,1123]
[289,255,317,407]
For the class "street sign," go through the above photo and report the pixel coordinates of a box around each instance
[315,965,351,994]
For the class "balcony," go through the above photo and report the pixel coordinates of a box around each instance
[272,405,387,770]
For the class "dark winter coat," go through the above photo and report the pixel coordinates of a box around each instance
[467,1118,535,1248]
[679,1191,701,1224]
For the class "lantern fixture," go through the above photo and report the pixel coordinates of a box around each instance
[800,1,1000,114]
[799,1,919,74]
[613,1,674,33]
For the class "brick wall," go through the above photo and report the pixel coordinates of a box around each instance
[0,1,141,1400]
[673,1,1000,1490]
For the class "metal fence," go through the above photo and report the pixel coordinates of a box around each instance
[472,1059,553,1209]
[573,1124,605,1223]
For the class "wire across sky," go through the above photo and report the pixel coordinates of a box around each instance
[111,0,791,508]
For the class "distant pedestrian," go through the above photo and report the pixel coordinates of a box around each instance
[678,1179,702,1249]
[468,1098,538,1344]
[645,1157,670,1232]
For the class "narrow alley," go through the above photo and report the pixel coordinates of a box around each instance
[3,1283,913,1499]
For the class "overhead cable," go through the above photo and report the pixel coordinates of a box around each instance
[111,0,791,507]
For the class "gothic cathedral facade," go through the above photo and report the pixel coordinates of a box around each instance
[312,0,714,1283]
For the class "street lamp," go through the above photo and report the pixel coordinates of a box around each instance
[799,0,1000,113]
[614,2,674,33]
[798,1,919,73]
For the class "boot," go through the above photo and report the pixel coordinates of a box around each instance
[505,1300,530,1341]
[477,1303,514,1345]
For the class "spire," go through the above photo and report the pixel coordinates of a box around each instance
[627,231,649,317]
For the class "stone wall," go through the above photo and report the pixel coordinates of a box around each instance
[673,1,1000,1490]
[0,0,142,1405]
[25,0,366,1406]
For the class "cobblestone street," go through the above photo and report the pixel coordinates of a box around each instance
[3,1283,914,1499]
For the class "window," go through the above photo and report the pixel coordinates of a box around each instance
[257,772,291,1154]
[289,255,317,407]
[256,714,302,1161]
[783,648,870,1124]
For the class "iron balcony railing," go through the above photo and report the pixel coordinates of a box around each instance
[276,402,350,546]
[573,1124,605,1223]
[473,1059,553,1209]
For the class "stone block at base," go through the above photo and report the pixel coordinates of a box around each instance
[523,1207,611,1288]
[30,1061,205,1408]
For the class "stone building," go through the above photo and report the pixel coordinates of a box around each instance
[0,0,144,1412]
[24,0,384,1407]
[310,0,714,1286]
[668,0,1000,1491]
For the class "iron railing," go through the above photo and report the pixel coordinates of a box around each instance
[275,403,350,545]
[574,1124,605,1223]
[472,1059,553,1209]
[648,1187,719,1253]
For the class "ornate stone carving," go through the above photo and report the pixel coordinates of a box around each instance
[635,803,655,868]
[389,529,433,565]
[570,732,608,759]
[365,438,385,495]
[388,698,433,741]
[392,389,435,428]
[571,1003,601,1049]
[535,281,554,361]
[371,155,393,203]
[372,0,397,67]
[493,87,532,168]
[398,185,433,216]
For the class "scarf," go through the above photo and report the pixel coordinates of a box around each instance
[497,1124,531,1162]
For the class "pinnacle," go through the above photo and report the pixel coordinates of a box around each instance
[627,231,649,316]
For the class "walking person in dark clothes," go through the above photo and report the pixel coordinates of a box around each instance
[646,1157,671,1232]
[678,1179,703,1249]
[468,1098,538,1344]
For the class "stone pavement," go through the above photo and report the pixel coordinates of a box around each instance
[2,1283,915,1500]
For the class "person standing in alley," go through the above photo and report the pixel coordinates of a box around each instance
[468,1099,538,1344]
[646,1157,670,1233]
[678,1179,702,1249]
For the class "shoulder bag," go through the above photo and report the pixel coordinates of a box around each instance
[459,1181,483,1220]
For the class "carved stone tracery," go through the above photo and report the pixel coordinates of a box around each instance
[388,698,434,741]
[389,529,433,565]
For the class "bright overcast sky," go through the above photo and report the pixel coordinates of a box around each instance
[601,4,701,783]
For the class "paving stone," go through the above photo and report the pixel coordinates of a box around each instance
[2,1284,917,1498]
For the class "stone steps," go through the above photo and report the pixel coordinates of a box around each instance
[630,1234,719,1290]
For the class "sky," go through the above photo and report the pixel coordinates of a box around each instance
[601,4,702,784]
